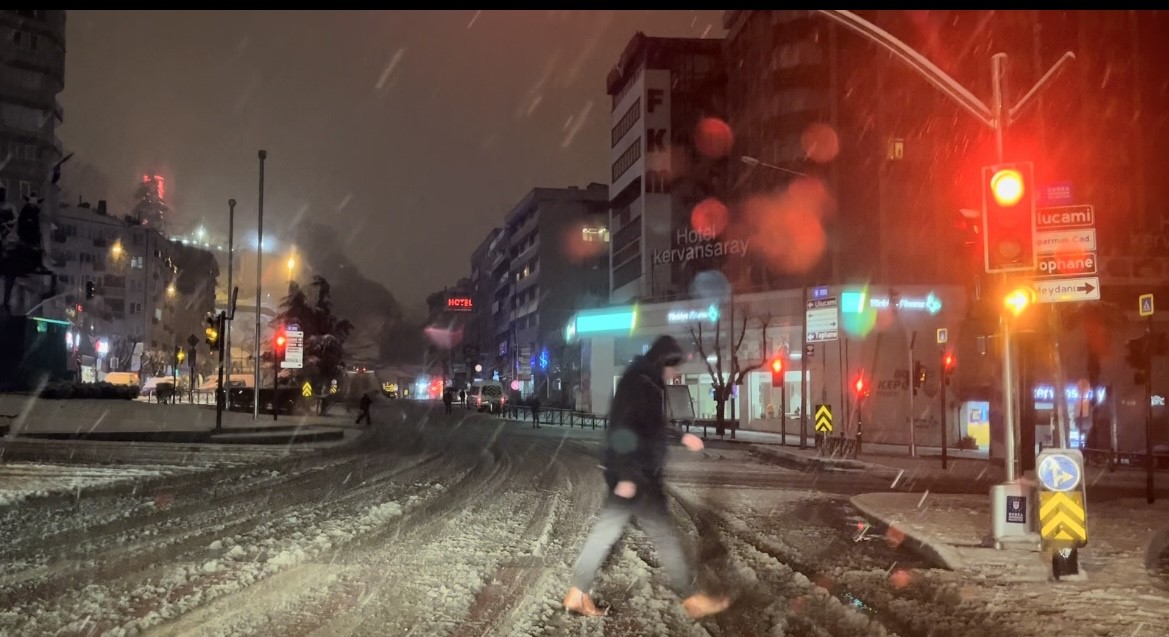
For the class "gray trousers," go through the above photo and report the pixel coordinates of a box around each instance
[571,489,695,596]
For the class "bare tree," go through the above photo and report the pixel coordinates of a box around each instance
[689,301,772,436]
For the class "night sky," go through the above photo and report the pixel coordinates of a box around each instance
[58,10,725,312]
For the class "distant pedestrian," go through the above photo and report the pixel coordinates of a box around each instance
[564,335,729,619]
[460,388,468,410]
[355,392,372,426]
[530,395,541,428]
[443,389,454,414]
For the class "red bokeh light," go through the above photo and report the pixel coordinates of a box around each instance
[694,117,734,160]
[889,569,913,589]
[690,197,729,239]
[801,123,840,163]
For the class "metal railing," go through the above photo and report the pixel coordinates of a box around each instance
[495,405,608,430]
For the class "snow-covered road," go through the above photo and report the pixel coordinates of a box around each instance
[0,404,1151,636]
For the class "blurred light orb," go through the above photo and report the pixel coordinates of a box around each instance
[690,197,729,239]
[695,117,734,160]
[802,122,840,163]
[690,270,732,303]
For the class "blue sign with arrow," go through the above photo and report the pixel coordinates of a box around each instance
[1038,453,1082,493]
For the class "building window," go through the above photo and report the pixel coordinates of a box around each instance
[19,180,32,198]
[611,98,641,148]
[582,227,610,243]
[611,137,642,183]
[130,256,144,269]
[24,145,36,161]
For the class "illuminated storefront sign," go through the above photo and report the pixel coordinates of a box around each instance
[667,303,720,325]
[842,290,943,315]
[573,307,638,336]
[1032,384,1104,404]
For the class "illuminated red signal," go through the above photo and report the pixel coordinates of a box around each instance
[981,161,1036,273]
[854,375,869,398]
[990,169,1024,207]
[770,357,785,388]
[274,331,287,359]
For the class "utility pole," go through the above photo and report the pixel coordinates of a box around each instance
[225,199,235,383]
[799,283,809,449]
[253,150,267,419]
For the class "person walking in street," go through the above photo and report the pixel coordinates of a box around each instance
[530,395,541,428]
[459,388,468,410]
[563,335,730,620]
[355,392,372,426]
[442,389,454,414]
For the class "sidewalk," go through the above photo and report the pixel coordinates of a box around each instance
[0,394,349,445]
[851,490,1169,634]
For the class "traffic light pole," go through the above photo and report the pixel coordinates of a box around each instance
[215,312,225,433]
[907,330,917,457]
[940,346,948,470]
[1147,315,1155,504]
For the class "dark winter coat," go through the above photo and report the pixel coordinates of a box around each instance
[601,337,685,491]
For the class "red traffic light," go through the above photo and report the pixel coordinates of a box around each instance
[854,376,867,396]
[770,358,784,374]
[990,168,1025,207]
[981,161,1036,273]
[943,353,955,370]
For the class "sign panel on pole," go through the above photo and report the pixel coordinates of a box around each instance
[281,329,304,369]
[1036,228,1097,254]
[1033,277,1100,304]
[805,297,838,343]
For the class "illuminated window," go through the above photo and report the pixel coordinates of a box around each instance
[582,227,610,243]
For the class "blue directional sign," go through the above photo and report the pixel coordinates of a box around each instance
[1038,453,1082,493]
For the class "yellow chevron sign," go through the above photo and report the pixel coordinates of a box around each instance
[814,404,833,433]
[1039,491,1087,545]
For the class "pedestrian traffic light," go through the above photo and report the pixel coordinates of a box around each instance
[85,281,95,300]
[982,161,1036,273]
[1003,285,1036,317]
[942,352,956,386]
[204,313,220,351]
[770,357,785,388]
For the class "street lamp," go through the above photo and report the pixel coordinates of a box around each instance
[286,255,295,286]
[739,155,808,177]
[111,240,123,259]
[166,282,176,298]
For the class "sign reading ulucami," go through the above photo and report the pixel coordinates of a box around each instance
[651,226,750,265]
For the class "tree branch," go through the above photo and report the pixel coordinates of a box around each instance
[690,322,719,384]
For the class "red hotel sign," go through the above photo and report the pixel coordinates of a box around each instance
[446,296,473,312]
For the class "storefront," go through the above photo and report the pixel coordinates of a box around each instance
[567,284,969,446]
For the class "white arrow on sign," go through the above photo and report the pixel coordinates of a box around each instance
[1033,277,1101,304]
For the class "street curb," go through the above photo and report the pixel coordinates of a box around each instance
[752,444,899,476]
[849,494,967,571]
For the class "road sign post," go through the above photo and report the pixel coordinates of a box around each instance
[1036,448,1088,579]
[1142,295,1156,503]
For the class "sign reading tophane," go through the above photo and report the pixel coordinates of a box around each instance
[1037,251,1097,278]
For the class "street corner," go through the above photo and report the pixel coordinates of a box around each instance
[849,492,968,571]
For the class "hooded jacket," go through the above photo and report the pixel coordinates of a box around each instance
[601,336,685,491]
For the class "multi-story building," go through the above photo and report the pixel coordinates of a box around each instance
[606,33,727,303]
[1,10,66,315]
[483,184,608,400]
[0,10,65,209]
[468,228,501,372]
[43,200,218,378]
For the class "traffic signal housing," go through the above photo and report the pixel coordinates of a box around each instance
[982,161,1036,273]
[274,329,287,361]
[1003,285,1036,317]
[942,352,956,386]
[770,357,785,388]
[853,375,869,399]
[912,361,927,394]
[204,313,220,351]
[85,281,96,300]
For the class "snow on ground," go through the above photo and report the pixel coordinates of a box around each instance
[0,462,201,507]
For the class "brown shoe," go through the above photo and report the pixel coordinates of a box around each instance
[682,592,731,619]
[563,586,606,617]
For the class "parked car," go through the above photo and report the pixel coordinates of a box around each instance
[102,371,140,387]
[468,380,506,413]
